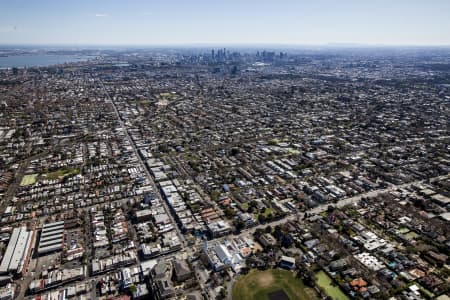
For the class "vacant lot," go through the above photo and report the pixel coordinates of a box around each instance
[232,269,318,300]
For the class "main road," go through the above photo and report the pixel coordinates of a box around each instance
[97,79,186,246]
[231,173,450,239]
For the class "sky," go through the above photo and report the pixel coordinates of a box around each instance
[1,0,450,46]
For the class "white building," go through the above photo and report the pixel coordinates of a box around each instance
[0,226,35,275]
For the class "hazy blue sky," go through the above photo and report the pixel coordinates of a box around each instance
[1,0,450,46]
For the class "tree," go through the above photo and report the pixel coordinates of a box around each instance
[235,220,245,232]
[327,205,335,213]
[210,190,221,201]
[273,225,283,240]
[281,233,294,248]
[128,285,137,293]
[253,228,264,238]
[258,214,267,224]
[303,270,316,287]
[230,147,240,156]
[249,200,258,208]
[182,191,190,202]
[224,207,236,218]
[158,144,169,153]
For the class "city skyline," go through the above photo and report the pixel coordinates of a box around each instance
[1,0,450,46]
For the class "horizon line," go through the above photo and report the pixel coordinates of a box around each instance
[1,42,450,49]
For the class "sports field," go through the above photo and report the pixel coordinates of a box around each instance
[315,271,349,300]
[20,174,38,186]
[232,269,318,300]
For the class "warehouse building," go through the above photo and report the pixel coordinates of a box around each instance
[0,226,35,276]
[37,221,64,255]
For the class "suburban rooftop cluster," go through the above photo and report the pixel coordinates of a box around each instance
[0,47,449,300]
